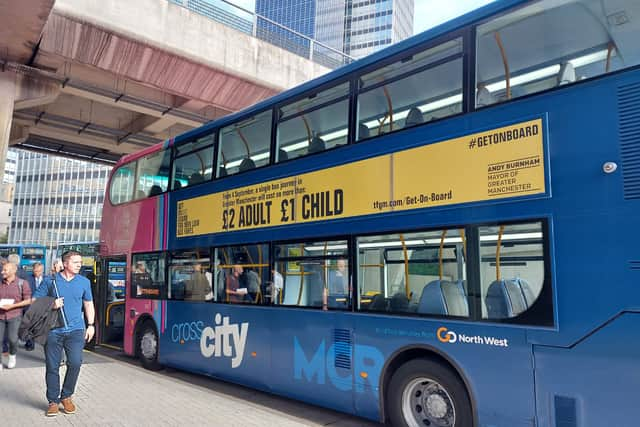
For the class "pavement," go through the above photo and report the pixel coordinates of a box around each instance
[0,346,382,427]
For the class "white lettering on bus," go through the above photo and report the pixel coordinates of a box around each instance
[200,314,249,368]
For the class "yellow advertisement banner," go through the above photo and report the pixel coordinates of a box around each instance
[177,118,545,238]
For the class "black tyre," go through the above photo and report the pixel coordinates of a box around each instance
[138,321,162,371]
[387,358,472,427]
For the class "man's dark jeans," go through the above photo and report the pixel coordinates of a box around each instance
[0,316,21,355]
[44,329,85,403]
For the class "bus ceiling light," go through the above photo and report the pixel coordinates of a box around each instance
[603,161,617,174]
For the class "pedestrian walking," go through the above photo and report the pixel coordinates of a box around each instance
[33,250,95,417]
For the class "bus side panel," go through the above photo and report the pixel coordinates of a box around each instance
[125,299,162,355]
[101,198,163,255]
[353,315,536,426]
[158,304,272,390]
[269,309,356,415]
[534,313,640,427]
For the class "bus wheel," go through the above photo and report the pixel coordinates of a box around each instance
[138,321,162,371]
[387,358,472,427]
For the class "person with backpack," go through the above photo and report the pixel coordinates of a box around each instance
[0,261,32,370]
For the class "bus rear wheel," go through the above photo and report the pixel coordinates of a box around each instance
[387,358,472,427]
[138,321,162,371]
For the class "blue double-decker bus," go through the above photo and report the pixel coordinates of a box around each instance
[99,0,640,425]
[0,244,47,272]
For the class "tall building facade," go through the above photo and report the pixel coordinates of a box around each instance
[256,0,413,60]
[345,0,414,58]
[8,150,111,254]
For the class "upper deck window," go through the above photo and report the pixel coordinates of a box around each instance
[276,82,350,162]
[135,150,171,198]
[172,133,215,190]
[109,161,136,205]
[217,110,272,177]
[357,38,463,141]
[475,0,640,107]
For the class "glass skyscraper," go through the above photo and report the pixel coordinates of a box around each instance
[256,0,413,60]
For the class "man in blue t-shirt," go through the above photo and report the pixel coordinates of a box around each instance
[33,250,95,417]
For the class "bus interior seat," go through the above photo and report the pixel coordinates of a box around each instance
[390,292,409,312]
[367,293,387,311]
[404,107,424,128]
[239,157,256,172]
[418,280,469,316]
[173,180,182,190]
[485,278,534,319]
[188,172,204,185]
[308,135,326,154]
[218,166,228,177]
[278,148,288,162]
[148,185,163,196]
[476,85,497,107]
[358,123,371,140]
[558,62,576,86]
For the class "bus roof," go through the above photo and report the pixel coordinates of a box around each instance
[115,0,524,166]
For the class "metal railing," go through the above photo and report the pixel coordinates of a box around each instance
[168,0,353,69]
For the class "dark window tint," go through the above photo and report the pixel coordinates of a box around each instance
[357,229,468,317]
[135,150,171,199]
[357,38,463,140]
[214,245,269,304]
[168,249,212,301]
[109,162,136,205]
[218,111,272,177]
[132,253,166,300]
[277,82,350,161]
[274,240,349,310]
[480,222,545,320]
[475,0,640,107]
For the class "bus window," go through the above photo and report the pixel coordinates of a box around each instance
[214,244,269,304]
[168,249,212,302]
[131,253,166,299]
[277,82,350,161]
[274,240,349,310]
[109,161,136,205]
[217,110,272,177]
[172,133,215,190]
[357,229,468,317]
[357,38,463,140]
[475,0,640,107]
[135,150,171,198]
[479,222,545,320]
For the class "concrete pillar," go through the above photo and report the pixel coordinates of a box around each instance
[0,71,17,186]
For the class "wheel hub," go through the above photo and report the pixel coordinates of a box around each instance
[140,331,157,359]
[402,377,455,427]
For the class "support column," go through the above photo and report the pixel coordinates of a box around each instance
[0,71,17,186]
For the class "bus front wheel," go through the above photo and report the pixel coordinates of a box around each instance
[387,358,472,427]
[138,321,162,371]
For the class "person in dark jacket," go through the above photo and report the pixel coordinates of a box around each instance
[24,262,45,351]
[19,296,60,346]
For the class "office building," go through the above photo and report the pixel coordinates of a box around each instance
[256,0,414,60]
[8,150,110,253]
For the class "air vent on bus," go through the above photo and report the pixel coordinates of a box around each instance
[333,328,352,370]
[618,81,640,199]
[554,395,577,427]
[629,260,640,271]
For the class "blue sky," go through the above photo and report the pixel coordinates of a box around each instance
[413,0,495,34]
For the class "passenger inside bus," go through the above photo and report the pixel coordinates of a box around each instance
[225,262,248,303]
[328,258,348,295]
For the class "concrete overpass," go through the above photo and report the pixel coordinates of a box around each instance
[0,0,333,175]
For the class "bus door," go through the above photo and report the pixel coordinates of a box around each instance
[96,257,127,349]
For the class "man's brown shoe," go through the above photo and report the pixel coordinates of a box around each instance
[46,403,59,417]
[60,397,76,414]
